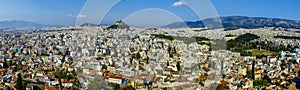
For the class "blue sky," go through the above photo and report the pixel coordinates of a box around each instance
[0,0,299,26]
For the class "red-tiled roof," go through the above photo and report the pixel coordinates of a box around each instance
[46,86,59,90]
[109,75,122,79]
[227,76,233,79]
[243,79,249,83]
[220,80,229,85]
[199,75,207,81]
[24,73,31,78]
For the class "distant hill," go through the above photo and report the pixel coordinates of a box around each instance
[163,16,300,29]
[106,20,130,29]
[227,33,260,50]
[80,23,99,27]
[0,20,55,29]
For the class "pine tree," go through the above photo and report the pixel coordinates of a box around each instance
[16,73,23,90]
[3,59,8,68]
[59,76,62,90]
[173,47,177,54]
[176,61,181,71]
[167,46,171,53]
[167,61,169,66]
[13,64,18,72]
[130,58,133,64]
[146,56,149,64]
[252,60,255,80]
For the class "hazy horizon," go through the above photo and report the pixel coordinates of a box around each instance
[1,0,299,27]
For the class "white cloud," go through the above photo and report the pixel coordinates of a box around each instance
[66,14,87,19]
[172,1,185,6]
[76,15,87,18]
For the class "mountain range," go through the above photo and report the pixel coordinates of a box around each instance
[163,16,300,29]
[0,20,56,29]
[1,16,300,30]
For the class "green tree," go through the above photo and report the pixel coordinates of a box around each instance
[169,53,173,58]
[43,51,48,56]
[71,79,80,90]
[102,64,107,70]
[136,53,141,59]
[120,86,135,90]
[246,70,253,79]
[58,51,63,56]
[96,56,103,60]
[8,60,13,67]
[33,86,42,90]
[71,69,77,76]
[22,81,28,90]
[216,84,230,90]
[253,79,268,86]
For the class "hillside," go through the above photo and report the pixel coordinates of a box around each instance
[163,16,300,29]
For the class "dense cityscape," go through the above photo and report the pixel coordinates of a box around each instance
[0,20,299,90]
[1,0,300,90]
